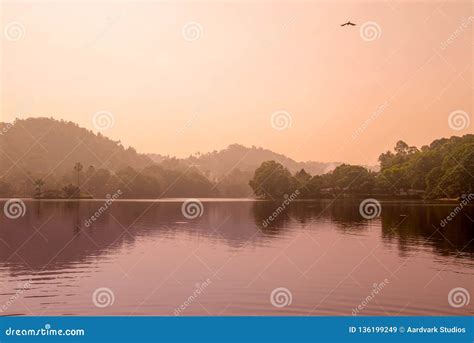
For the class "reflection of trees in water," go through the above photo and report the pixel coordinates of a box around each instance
[0,201,265,274]
[380,204,474,258]
[252,200,474,258]
[0,201,472,276]
[251,200,368,232]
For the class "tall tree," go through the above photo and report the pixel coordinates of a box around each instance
[249,161,295,199]
[33,178,45,198]
[74,162,83,188]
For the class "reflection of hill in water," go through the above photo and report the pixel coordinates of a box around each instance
[0,200,472,275]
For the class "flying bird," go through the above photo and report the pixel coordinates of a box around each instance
[341,21,356,26]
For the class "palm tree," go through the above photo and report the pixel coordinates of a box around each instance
[33,178,44,198]
[74,162,83,189]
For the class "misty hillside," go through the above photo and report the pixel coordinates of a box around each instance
[0,117,383,199]
[0,117,152,178]
[148,144,343,179]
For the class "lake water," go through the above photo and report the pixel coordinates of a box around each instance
[0,199,472,316]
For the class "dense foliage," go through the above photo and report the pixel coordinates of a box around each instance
[0,118,215,198]
[0,118,471,200]
[249,135,473,200]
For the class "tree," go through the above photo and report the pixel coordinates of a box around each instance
[33,178,45,198]
[394,140,409,155]
[249,161,295,199]
[294,169,312,197]
[0,180,11,197]
[62,184,80,198]
[329,164,375,195]
[74,162,83,188]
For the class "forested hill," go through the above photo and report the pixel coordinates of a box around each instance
[248,135,474,200]
[0,118,471,200]
[0,117,214,198]
[148,143,344,179]
[0,117,151,177]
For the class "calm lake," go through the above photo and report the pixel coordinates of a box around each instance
[0,199,472,316]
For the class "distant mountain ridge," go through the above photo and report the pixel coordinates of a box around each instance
[0,117,377,198]
[148,144,345,180]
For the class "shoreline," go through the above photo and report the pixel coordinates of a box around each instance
[0,197,470,204]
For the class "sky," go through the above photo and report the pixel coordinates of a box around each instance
[1,0,472,164]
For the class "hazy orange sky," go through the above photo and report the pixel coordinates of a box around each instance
[1,0,472,164]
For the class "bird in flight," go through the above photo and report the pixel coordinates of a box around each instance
[341,21,356,26]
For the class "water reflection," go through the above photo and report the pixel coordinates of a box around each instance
[0,200,472,316]
[253,200,473,257]
[0,200,472,274]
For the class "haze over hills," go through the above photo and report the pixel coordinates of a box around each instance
[148,144,345,180]
[1,118,470,200]
[0,117,341,197]
[0,117,343,178]
[0,117,152,177]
